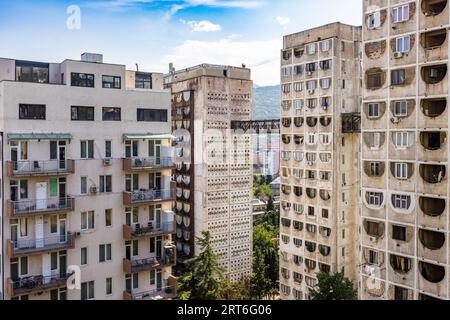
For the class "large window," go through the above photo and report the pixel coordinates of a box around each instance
[71,106,94,121]
[102,75,121,89]
[135,73,152,89]
[19,104,46,120]
[15,60,49,83]
[137,108,168,122]
[102,107,121,121]
[71,73,94,88]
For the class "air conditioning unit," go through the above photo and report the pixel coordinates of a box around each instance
[307,71,313,76]
[90,186,98,194]
[308,89,315,95]
[103,158,112,166]
[75,231,82,237]
[394,52,403,59]
[391,117,400,124]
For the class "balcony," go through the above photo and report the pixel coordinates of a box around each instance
[7,233,75,257]
[123,250,176,273]
[420,164,446,184]
[6,160,75,178]
[123,276,177,300]
[7,273,71,297]
[123,189,175,206]
[6,196,75,218]
[123,222,175,240]
[123,157,174,172]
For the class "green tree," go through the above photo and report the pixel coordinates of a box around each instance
[177,231,226,300]
[222,277,252,300]
[310,272,357,300]
[266,196,274,211]
[260,184,271,199]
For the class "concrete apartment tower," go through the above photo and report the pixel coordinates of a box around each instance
[0,53,177,300]
[164,64,254,281]
[279,23,362,300]
[361,0,450,300]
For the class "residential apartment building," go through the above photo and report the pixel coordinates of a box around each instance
[279,23,362,300]
[0,53,177,300]
[253,132,280,176]
[164,64,254,281]
[361,0,450,300]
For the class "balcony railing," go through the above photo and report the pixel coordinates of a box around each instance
[123,285,177,300]
[123,189,175,206]
[6,196,75,218]
[123,157,174,172]
[7,160,75,177]
[7,233,75,257]
[123,222,175,240]
[8,273,71,297]
[123,254,176,273]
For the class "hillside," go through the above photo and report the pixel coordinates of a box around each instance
[252,85,280,120]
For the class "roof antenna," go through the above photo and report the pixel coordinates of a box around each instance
[135,63,139,72]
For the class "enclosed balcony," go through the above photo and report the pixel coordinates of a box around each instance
[123,189,175,206]
[293,186,302,197]
[282,135,291,145]
[6,196,75,218]
[419,164,446,184]
[363,220,385,239]
[320,190,331,201]
[306,117,318,128]
[7,233,75,257]
[6,160,75,178]
[319,245,331,257]
[390,254,412,274]
[421,98,447,118]
[281,185,291,196]
[123,276,177,300]
[123,157,174,172]
[305,241,316,253]
[420,132,447,151]
[365,68,386,90]
[294,135,304,146]
[421,29,447,50]
[123,221,175,240]
[294,117,304,128]
[419,261,445,283]
[123,247,176,273]
[306,188,317,199]
[282,118,292,129]
[419,196,446,217]
[364,162,385,179]
[320,116,332,127]
[419,229,445,250]
[7,273,71,298]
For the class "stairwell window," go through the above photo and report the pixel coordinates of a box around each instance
[394,101,408,117]
[396,35,411,53]
[392,4,409,23]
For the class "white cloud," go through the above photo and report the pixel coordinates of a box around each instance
[181,19,222,32]
[276,16,290,28]
[161,38,281,85]
[227,33,243,39]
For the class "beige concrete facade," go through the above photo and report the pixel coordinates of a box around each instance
[0,54,176,300]
[279,23,362,300]
[361,0,450,300]
[164,64,254,281]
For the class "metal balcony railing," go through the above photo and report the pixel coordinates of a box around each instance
[123,222,175,239]
[9,273,71,296]
[7,160,75,177]
[10,233,75,256]
[123,189,175,206]
[123,254,176,273]
[124,285,177,300]
[7,196,75,217]
[123,157,174,171]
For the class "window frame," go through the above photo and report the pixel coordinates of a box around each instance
[71,106,95,121]
[19,104,46,120]
[102,75,121,89]
[71,72,95,88]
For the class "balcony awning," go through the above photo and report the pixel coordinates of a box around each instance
[123,133,175,141]
[7,133,72,143]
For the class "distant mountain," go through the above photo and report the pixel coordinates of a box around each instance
[252,85,280,120]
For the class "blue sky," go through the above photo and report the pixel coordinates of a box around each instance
[0,0,362,85]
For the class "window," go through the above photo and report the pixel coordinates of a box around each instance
[81,211,95,230]
[307,43,316,54]
[71,73,94,88]
[150,270,156,285]
[19,104,46,120]
[396,35,410,53]
[392,5,409,23]
[105,141,112,158]
[16,60,49,83]
[293,100,302,110]
[322,209,329,219]
[369,250,378,265]
[99,175,112,193]
[391,69,406,86]
[282,67,291,77]
[392,132,411,149]
[321,78,330,89]
[105,209,112,227]
[294,65,303,75]
[135,72,152,89]
[102,107,121,121]
[368,192,382,206]
[81,177,87,195]
[321,40,330,52]
[395,163,408,180]
[368,12,381,29]
[99,244,112,262]
[19,218,28,237]
[125,140,139,158]
[293,82,303,92]
[305,63,316,73]
[306,81,316,91]
[137,109,168,122]
[394,286,409,300]
[367,71,383,88]
[392,194,411,210]
[368,103,380,118]
[81,281,95,300]
[71,106,94,121]
[102,75,121,89]
[370,162,381,176]
[106,278,113,295]
[80,141,94,159]
[394,101,408,117]
[282,84,291,93]
[320,60,331,70]
[81,247,88,265]
[392,225,407,241]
